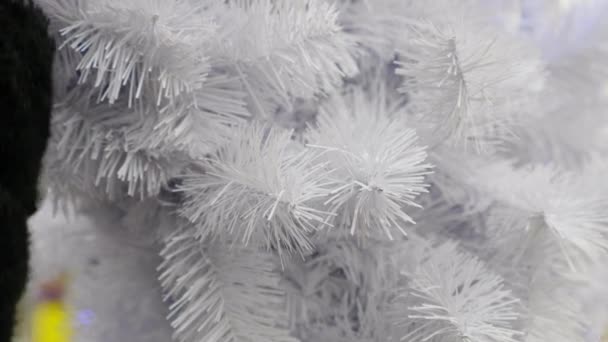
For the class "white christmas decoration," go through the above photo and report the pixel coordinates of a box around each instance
[177,123,334,257]
[306,84,432,239]
[395,0,545,151]
[213,0,358,118]
[393,237,521,342]
[43,0,217,105]
[159,226,296,342]
[30,0,608,341]
[473,162,608,268]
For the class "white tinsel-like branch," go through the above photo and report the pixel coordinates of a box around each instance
[394,237,521,342]
[146,74,251,158]
[281,234,398,341]
[46,70,252,200]
[522,271,587,342]
[159,228,297,342]
[43,0,216,105]
[395,1,545,151]
[50,106,180,200]
[215,0,358,117]
[178,123,334,256]
[474,161,608,268]
[306,85,432,239]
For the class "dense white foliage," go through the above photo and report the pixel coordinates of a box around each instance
[35,0,608,341]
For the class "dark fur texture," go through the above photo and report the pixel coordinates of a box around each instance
[0,0,55,339]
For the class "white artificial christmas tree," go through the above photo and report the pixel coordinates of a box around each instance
[25,0,608,341]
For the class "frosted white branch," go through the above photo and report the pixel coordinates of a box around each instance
[178,123,333,257]
[474,162,608,268]
[214,0,358,117]
[395,3,545,151]
[44,0,216,105]
[306,85,432,239]
[394,237,522,342]
[159,228,297,342]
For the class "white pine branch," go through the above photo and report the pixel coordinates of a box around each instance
[50,92,185,200]
[394,236,522,342]
[48,70,250,200]
[215,0,359,117]
[159,228,298,342]
[395,2,545,151]
[42,0,216,105]
[474,161,608,268]
[281,235,399,341]
[41,142,107,215]
[148,74,251,158]
[305,85,432,239]
[524,286,587,342]
[177,122,333,257]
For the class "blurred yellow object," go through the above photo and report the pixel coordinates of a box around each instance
[32,273,72,342]
[31,300,72,342]
[12,273,74,342]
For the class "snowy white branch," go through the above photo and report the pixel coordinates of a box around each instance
[177,123,333,257]
[306,85,432,239]
[43,0,217,105]
[396,2,545,151]
[394,237,522,342]
[159,228,297,342]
